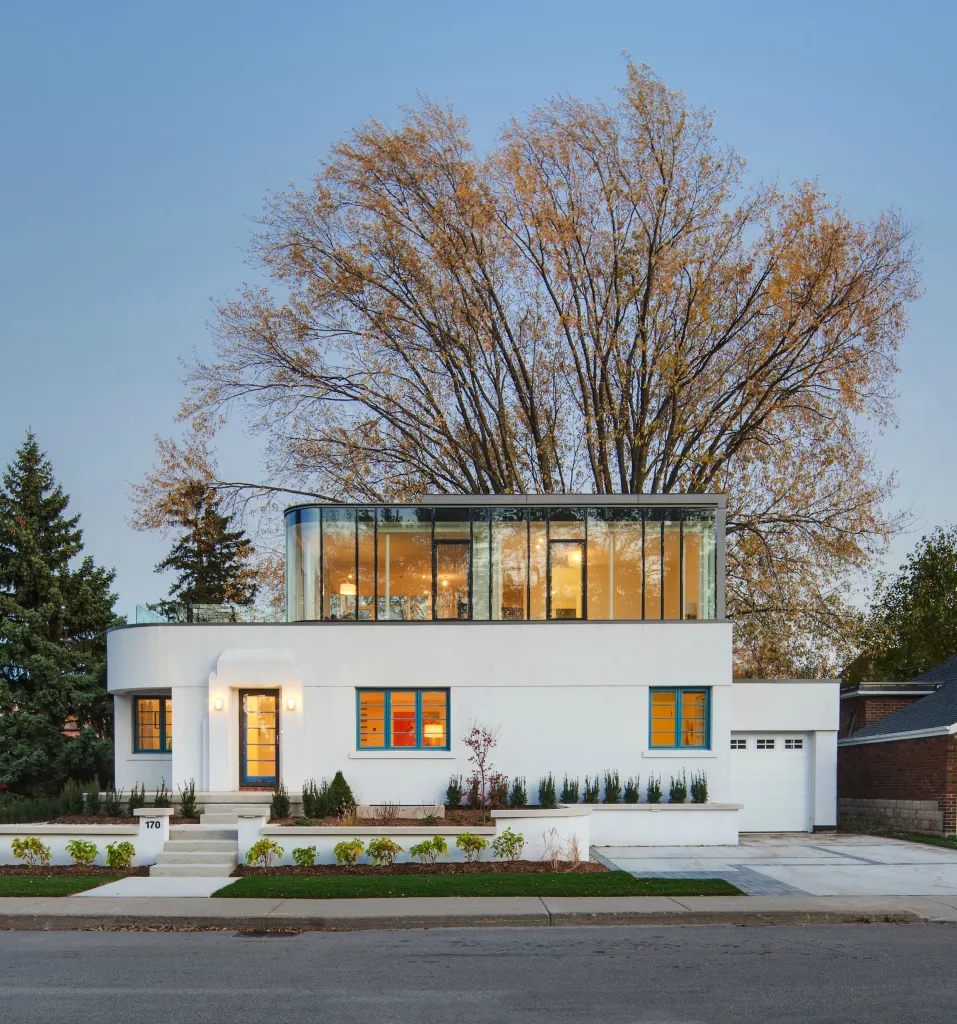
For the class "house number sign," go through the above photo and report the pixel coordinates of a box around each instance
[145,819,162,829]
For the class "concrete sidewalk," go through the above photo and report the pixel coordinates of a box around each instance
[3,894,957,931]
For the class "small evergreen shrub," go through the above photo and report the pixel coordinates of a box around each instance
[105,841,135,868]
[445,775,464,810]
[293,816,313,827]
[66,839,98,866]
[153,779,172,808]
[59,779,85,816]
[669,770,688,804]
[560,775,580,804]
[690,770,709,804]
[103,788,123,816]
[270,780,291,820]
[491,827,525,861]
[328,771,357,819]
[292,846,317,867]
[623,776,640,804]
[11,837,52,867]
[455,832,488,862]
[178,779,197,818]
[409,836,449,864]
[0,794,60,824]
[465,775,482,809]
[367,837,403,866]
[127,783,146,816]
[84,778,101,815]
[302,777,332,818]
[507,776,527,808]
[538,773,557,809]
[246,838,284,867]
[333,839,364,866]
[603,770,622,803]
[646,774,663,804]
[582,775,601,804]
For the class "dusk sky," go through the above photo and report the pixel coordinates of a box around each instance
[1,0,953,619]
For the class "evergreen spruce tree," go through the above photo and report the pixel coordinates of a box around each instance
[155,481,256,616]
[0,431,120,792]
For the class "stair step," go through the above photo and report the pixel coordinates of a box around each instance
[199,813,245,824]
[200,804,271,815]
[155,851,237,866]
[163,840,237,853]
[170,827,237,840]
[150,864,236,877]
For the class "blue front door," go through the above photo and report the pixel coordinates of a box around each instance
[241,691,278,786]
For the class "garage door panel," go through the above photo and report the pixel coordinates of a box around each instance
[730,732,811,832]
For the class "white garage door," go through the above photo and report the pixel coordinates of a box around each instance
[730,732,812,832]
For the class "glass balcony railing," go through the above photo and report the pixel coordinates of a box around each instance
[135,603,267,624]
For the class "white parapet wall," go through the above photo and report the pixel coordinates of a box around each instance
[0,809,172,867]
[491,807,592,861]
[583,803,741,846]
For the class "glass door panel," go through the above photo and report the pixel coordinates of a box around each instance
[435,542,470,619]
[241,692,278,786]
[548,541,584,619]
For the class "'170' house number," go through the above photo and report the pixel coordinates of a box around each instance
[146,820,161,829]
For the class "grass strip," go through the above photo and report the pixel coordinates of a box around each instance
[895,833,957,851]
[0,876,123,897]
[212,872,742,899]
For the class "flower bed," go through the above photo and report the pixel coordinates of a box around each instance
[233,860,606,877]
[48,816,200,826]
[270,809,490,827]
[0,864,148,877]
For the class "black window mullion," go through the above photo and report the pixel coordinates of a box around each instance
[679,512,684,620]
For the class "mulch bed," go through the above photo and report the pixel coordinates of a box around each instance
[47,816,200,825]
[234,860,607,877]
[0,865,149,877]
[270,809,492,827]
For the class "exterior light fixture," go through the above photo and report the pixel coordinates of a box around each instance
[213,697,224,711]
[286,697,297,711]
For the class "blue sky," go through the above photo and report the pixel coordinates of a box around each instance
[0,0,953,618]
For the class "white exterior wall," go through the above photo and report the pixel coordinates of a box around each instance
[109,621,732,805]
[728,680,840,829]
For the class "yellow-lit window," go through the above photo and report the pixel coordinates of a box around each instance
[650,689,709,748]
[358,691,386,748]
[421,691,448,747]
[134,697,171,752]
[391,691,417,747]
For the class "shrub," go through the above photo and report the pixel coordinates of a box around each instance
[623,776,640,804]
[669,770,688,804]
[0,794,60,824]
[367,837,403,866]
[690,771,709,804]
[560,775,580,804]
[507,776,527,808]
[66,839,98,866]
[178,778,197,819]
[445,775,464,810]
[488,773,509,809]
[153,779,172,808]
[270,780,291,820]
[409,836,449,864]
[603,770,622,803]
[328,771,357,819]
[59,779,85,816]
[102,788,123,816]
[246,838,284,867]
[491,827,525,861]
[582,775,601,804]
[84,778,101,816]
[105,841,135,869]
[127,783,146,816]
[292,846,317,867]
[11,837,52,867]
[302,777,332,819]
[293,816,313,827]
[537,774,557,809]
[646,774,663,804]
[455,832,489,862]
[465,775,482,809]
[333,839,364,866]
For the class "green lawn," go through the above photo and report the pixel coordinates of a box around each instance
[896,833,957,851]
[213,872,742,899]
[0,876,122,897]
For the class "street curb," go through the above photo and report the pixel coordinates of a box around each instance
[0,909,927,932]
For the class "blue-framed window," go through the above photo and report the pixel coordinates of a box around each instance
[649,688,710,748]
[133,696,172,753]
[357,689,450,750]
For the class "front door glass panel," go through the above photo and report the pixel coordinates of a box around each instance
[242,692,278,786]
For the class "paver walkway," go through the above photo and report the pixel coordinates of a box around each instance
[597,833,957,896]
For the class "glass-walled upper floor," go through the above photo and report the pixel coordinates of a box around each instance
[284,498,722,623]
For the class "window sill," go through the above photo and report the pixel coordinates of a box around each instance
[641,749,717,759]
[349,751,456,759]
[126,753,173,761]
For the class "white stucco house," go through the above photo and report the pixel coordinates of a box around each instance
[108,495,838,835]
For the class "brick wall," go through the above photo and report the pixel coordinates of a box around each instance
[839,695,926,738]
[838,735,957,834]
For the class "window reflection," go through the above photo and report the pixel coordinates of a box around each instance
[376,508,432,620]
[492,509,527,620]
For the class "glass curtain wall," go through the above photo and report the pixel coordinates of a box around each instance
[285,505,717,622]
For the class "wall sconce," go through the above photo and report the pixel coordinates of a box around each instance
[286,697,297,711]
[213,697,224,711]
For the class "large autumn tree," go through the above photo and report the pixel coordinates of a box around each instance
[141,63,919,674]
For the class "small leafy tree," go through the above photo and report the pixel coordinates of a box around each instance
[455,832,488,862]
[66,839,98,866]
[462,722,500,819]
[246,838,284,867]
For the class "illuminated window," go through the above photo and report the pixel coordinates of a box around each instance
[357,690,449,750]
[649,689,710,748]
[134,697,172,752]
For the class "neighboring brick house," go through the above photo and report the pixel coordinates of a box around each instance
[838,655,957,835]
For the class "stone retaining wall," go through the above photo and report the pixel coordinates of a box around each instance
[838,797,943,834]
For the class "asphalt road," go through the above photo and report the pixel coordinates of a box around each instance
[0,924,955,1023]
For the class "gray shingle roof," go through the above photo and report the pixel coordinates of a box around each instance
[848,653,957,740]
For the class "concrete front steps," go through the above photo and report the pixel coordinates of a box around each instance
[196,792,277,825]
[150,827,239,878]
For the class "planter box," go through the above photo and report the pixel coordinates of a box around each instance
[491,807,592,861]
[583,803,741,846]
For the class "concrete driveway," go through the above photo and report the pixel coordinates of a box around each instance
[595,832,957,896]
